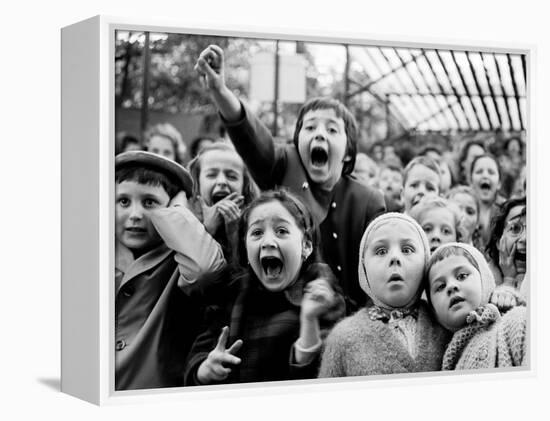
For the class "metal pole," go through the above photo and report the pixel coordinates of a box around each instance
[140,32,151,137]
[344,44,350,106]
[272,40,280,137]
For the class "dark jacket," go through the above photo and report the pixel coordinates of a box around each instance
[184,264,345,385]
[224,104,386,310]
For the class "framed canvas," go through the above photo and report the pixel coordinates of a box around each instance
[61,15,533,405]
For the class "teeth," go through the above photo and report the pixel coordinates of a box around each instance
[261,257,283,277]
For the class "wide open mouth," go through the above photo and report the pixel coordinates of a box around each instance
[310,146,329,168]
[479,180,492,192]
[449,295,465,308]
[211,190,230,204]
[260,256,284,277]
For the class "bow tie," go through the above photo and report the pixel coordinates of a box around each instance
[368,305,418,323]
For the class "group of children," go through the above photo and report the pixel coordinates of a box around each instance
[114,44,527,391]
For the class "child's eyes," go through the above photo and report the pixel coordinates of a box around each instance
[327,126,338,134]
[423,225,433,233]
[434,283,445,293]
[426,184,435,192]
[143,199,159,208]
[466,208,475,216]
[276,227,289,235]
[402,245,415,254]
[443,227,453,236]
[375,248,387,256]
[249,229,263,237]
[457,272,469,281]
[304,125,315,131]
[118,198,130,207]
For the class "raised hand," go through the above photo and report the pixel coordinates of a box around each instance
[499,238,518,281]
[300,278,336,321]
[197,326,243,384]
[194,44,226,92]
[168,190,188,208]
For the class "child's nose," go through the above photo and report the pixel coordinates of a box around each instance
[261,232,277,248]
[215,174,228,185]
[129,204,144,220]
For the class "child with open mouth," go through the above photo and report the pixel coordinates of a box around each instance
[194,45,386,313]
[485,197,527,312]
[470,154,505,249]
[426,243,526,370]
[188,143,258,260]
[184,190,345,385]
[319,213,450,377]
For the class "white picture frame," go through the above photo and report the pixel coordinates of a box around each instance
[61,15,534,406]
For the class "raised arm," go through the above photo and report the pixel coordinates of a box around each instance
[195,45,284,190]
[195,45,242,122]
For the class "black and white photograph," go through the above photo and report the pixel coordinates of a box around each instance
[113,30,528,391]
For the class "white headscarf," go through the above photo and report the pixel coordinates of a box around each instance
[358,212,430,310]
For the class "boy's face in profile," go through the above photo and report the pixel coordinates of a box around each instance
[297,108,348,190]
[115,180,170,254]
[428,255,483,331]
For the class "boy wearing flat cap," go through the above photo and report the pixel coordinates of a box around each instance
[115,151,225,390]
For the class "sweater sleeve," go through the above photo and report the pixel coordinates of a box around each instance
[502,306,528,366]
[318,322,348,378]
[149,206,226,289]
[222,102,287,190]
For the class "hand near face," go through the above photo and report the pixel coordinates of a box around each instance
[168,191,188,208]
[200,193,244,235]
[300,279,336,321]
[197,326,243,385]
[499,237,518,280]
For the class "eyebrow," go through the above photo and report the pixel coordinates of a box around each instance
[249,216,292,227]
[303,116,342,125]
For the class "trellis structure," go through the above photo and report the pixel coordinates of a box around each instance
[345,45,527,135]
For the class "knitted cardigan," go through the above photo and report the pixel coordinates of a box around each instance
[442,304,527,370]
[319,301,450,377]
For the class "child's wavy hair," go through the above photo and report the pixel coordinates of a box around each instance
[486,196,526,265]
[402,155,441,189]
[409,196,466,242]
[187,142,258,205]
[292,97,358,176]
[236,189,321,270]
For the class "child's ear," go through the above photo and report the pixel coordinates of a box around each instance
[302,239,313,261]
